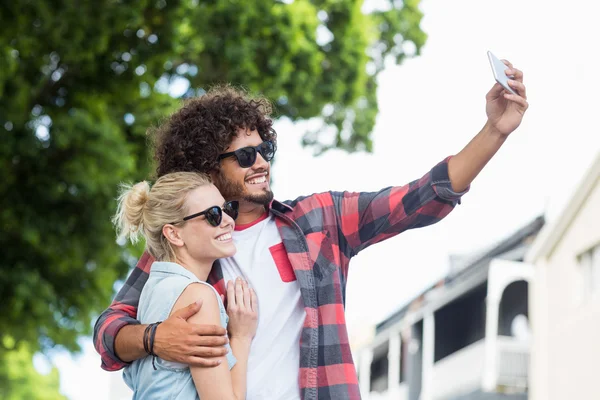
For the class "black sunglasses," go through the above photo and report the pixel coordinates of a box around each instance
[175,201,239,227]
[218,141,275,168]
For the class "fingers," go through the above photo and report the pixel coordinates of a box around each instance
[190,323,227,337]
[501,59,524,82]
[226,280,235,308]
[242,280,251,308]
[186,356,222,368]
[507,79,527,99]
[250,288,258,313]
[173,299,203,320]
[503,66,523,84]
[188,334,229,347]
[501,59,513,69]
[486,83,505,100]
[235,278,244,308]
[503,93,529,110]
[187,345,229,358]
[227,277,254,311]
[506,68,523,82]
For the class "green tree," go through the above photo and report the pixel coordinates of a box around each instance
[0,0,425,368]
[0,337,66,400]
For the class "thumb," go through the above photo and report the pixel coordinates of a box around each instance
[173,299,203,320]
[487,83,504,100]
[220,294,225,303]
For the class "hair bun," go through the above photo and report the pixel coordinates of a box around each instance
[113,181,151,244]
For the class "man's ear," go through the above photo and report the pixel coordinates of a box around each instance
[163,224,184,248]
[208,169,218,183]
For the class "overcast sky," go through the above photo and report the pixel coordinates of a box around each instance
[42,0,600,398]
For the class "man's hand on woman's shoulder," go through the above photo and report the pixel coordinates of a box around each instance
[155,300,229,367]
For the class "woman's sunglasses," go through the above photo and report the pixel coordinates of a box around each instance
[176,201,239,227]
[218,141,275,168]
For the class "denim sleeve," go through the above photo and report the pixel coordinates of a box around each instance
[225,342,237,370]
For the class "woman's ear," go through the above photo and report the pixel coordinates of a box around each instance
[163,224,185,248]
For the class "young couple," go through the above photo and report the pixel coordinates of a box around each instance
[96,60,529,399]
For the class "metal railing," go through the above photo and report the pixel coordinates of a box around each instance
[496,336,529,390]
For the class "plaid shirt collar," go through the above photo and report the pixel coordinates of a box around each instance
[269,199,293,213]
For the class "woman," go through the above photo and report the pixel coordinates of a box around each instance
[113,171,257,400]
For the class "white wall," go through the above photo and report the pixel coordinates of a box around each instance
[432,340,485,399]
[531,178,600,400]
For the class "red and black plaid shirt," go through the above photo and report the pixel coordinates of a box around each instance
[93,157,466,399]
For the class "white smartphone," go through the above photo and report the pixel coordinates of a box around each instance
[487,51,516,95]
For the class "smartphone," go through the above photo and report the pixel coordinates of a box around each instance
[487,51,516,95]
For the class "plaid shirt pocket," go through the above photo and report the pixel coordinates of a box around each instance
[269,242,297,282]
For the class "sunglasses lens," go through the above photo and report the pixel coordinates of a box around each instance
[204,206,222,227]
[235,147,257,168]
[258,141,275,161]
[223,201,239,221]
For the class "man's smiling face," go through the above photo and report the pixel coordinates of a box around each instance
[212,128,274,206]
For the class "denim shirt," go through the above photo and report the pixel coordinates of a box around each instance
[123,261,236,399]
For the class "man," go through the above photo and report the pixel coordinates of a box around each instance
[94,62,528,399]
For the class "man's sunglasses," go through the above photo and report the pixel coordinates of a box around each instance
[218,141,275,168]
[175,201,239,227]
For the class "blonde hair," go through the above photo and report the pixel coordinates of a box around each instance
[113,172,212,261]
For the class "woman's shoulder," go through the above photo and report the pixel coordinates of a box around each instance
[173,282,225,325]
[141,264,220,321]
[177,282,221,308]
[180,281,219,300]
[154,276,221,311]
[148,273,198,298]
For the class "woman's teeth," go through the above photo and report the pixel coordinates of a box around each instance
[216,233,232,241]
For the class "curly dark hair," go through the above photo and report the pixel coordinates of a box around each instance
[151,85,277,178]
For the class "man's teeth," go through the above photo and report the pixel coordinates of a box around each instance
[216,233,232,241]
[247,176,267,184]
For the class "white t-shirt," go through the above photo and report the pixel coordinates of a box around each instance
[219,213,305,400]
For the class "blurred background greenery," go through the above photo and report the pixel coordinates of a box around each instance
[0,0,425,397]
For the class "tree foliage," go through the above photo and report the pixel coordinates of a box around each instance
[0,0,426,363]
[0,338,66,400]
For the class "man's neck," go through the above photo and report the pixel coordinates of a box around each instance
[236,202,267,225]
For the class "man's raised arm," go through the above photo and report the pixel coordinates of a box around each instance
[93,252,229,371]
[329,156,467,261]
[330,60,528,260]
[448,61,528,192]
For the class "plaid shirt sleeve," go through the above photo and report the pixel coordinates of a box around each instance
[333,156,468,259]
[93,251,154,371]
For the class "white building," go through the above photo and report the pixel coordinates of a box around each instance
[355,217,545,400]
[527,152,600,400]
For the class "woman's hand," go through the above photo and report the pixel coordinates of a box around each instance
[226,278,258,340]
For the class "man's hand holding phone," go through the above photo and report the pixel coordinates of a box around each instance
[485,51,529,137]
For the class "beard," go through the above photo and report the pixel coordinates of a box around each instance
[213,170,274,206]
